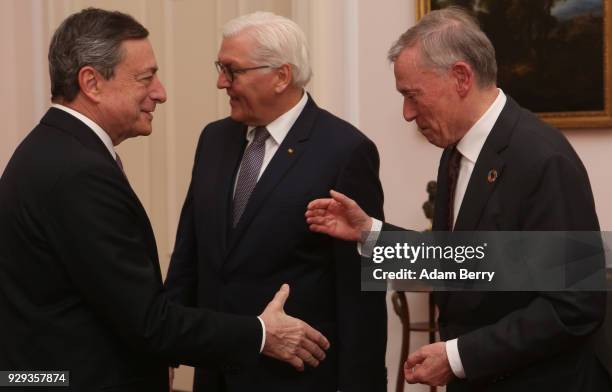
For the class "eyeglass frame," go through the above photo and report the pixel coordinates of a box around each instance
[214,61,273,83]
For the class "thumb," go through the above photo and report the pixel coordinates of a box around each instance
[329,190,352,206]
[405,349,427,369]
[270,283,290,310]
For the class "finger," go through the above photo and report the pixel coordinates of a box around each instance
[300,337,326,361]
[307,198,333,210]
[404,366,416,383]
[405,350,427,368]
[329,190,354,206]
[270,283,290,310]
[404,364,422,384]
[296,346,320,368]
[287,355,305,372]
[304,208,329,218]
[303,323,330,350]
[306,216,331,225]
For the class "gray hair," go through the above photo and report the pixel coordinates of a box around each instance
[49,8,149,102]
[388,6,497,87]
[222,11,312,88]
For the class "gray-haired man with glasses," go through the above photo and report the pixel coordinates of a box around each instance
[165,11,387,392]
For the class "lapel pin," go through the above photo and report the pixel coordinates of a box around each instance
[487,169,498,183]
[288,148,294,155]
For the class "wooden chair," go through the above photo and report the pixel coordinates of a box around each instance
[391,290,438,392]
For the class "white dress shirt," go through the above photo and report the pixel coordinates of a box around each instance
[51,104,117,160]
[365,89,507,379]
[233,90,308,196]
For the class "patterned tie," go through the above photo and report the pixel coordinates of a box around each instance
[232,126,269,227]
[447,145,462,231]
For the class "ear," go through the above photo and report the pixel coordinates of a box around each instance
[451,61,474,98]
[77,66,103,103]
[274,63,293,93]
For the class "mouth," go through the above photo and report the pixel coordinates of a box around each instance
[142,110,154,120]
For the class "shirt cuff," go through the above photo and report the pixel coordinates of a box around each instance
[257,316,266,353]
[357,218,382,257]
[445,339,466,378]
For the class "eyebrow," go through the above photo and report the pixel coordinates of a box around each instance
[140,65,159,73]
[135,66,159,78]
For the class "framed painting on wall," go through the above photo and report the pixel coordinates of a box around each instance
[417,0,612,128]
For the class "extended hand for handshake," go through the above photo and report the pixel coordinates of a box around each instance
[259,283,329,371]
[169,284,328,391]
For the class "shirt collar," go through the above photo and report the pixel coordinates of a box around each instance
[456,89,507,163]
[51,103,117,160]
[246,90,309,145]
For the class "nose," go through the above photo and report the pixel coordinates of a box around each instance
[217,71,231,89]
[403,98,417,122]
[151,74,167,103]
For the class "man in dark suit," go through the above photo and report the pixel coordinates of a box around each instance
[306,7,610,392]
[164,11,387,392]
[0,8,329,391]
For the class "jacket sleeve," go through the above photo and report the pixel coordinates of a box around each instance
[333,137,388,392]
[46,160,262,370]
[164,131,206,306]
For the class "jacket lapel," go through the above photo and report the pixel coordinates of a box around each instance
[210,122,248,265]
[225,95,319,259]
[453,97,519,231]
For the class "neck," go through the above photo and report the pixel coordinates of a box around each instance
[453,85,499,141]
[466,85,499,127]
[260,87,304,126]
[55,95,121,146]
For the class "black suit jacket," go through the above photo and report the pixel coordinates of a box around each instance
[0,108,262,391]
[165,96,387,392]
[385,97,610,391]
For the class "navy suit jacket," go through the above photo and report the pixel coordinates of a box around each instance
[0,108,262,391]
[384,97,610,391]
[165,96,388,392]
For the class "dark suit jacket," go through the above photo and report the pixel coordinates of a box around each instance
[0,108,262,391]
[385,97,610,391]
[165,96,387,392]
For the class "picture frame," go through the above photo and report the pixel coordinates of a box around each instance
[417,0,612,129]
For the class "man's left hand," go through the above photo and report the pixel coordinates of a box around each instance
[404,342,455,387]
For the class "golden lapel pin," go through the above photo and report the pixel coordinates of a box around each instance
[487,169,498,183]
[288,148,294,155]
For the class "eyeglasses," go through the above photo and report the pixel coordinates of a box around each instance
[214,61,272,83]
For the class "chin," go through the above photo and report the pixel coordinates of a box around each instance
[137,127,153,136]
[229,111,246,123]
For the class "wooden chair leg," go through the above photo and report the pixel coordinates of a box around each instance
[391,291,410,392]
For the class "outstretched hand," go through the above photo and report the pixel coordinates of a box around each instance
[305,190,372,242]
[260,284,330,371]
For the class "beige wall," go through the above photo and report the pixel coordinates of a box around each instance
[2,1,611,391]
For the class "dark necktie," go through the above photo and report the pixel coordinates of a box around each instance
[447,145,462,231]
[232,126,269,227]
